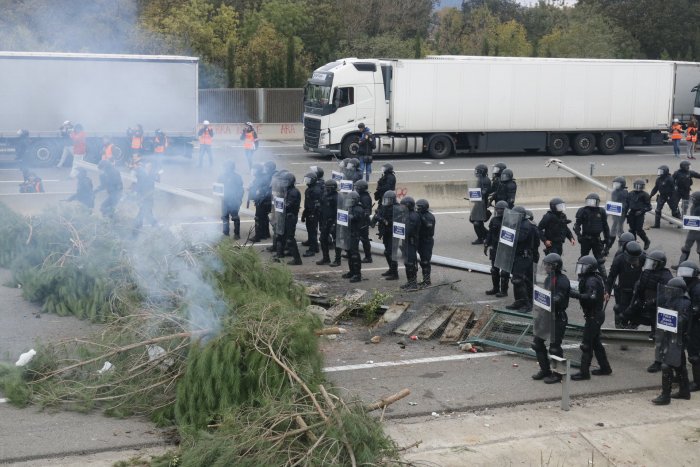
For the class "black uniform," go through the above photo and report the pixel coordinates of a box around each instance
[650,173,681,226]
[654,291,691,403]
[627,190,652,248]
[318,189,341,264]
[685,277,700,391]
[609,186,629,238]
[133,166,158,231]
[218,167,244,238]
[470,174,492,241]
[277,185,302,263]
[622,268,673,328]
[570,272,611,379]
[418,209,436,285]
[94,164,123,218]
[358,191,373,261]
[485,212,509,296]
[346,203,365,280]
[302,182,323,253]
[250,171,271,241]
[673,167,700,215]
[679,202,700,264]
[574,206,610,276]
[606,253,643,327]
[532,271,570,377]
[510,217,537,311]
[404,210,422,286]
[66,171,94,209]
[538,211,574,255]
[494,179,517,208]
[374,170,396,207]
[371,202,398,277]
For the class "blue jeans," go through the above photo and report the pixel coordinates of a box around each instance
[673,139,681,157]
[360,159,372,181]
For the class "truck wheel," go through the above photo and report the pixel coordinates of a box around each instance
[598,132,622,155]
[111,142,128,164]
[27,141,59,167]
[341,134,360,159]
[428,134,453,159]
[547,134,569,157]
[572,133,596,156]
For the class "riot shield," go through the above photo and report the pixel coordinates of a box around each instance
[343,167,356,182]
[654,284,685,368]
[336,192,351,250]
[391,204,408,261]
[272,176,286,237]
[339,179,354,193]
[494,209,522,274]
[532,283,552,340]
[331,170,343,181]
[467,179,488,222]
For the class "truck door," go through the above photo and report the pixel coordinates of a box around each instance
[330,86,358,141]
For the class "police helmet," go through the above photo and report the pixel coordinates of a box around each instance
[475,164,488,176]
[264,160,276,174]
[657,165,670,176]
[618,232,636,248]
[612,176,626,190]
[543,253,563,273]
[345,191,360,208]
[416,199,430,212]
[382,163,394,173]
[512,205,526,215]
[633,179,646,191]
[691,191,700,205]
[667,276,688,292]
[495,200,508,215]
[643,250,667,271]
[550,197,565,212]
[354,180,368,192]
[350,158,360,167]
[681,160,691,170]
[358,122,365,129]
[623,241,643,266]
[585,193,601,207]
[525,209,534,221]
[500,168,514,182]
[382,190,397,206]
[285,172,296,187]
[338,159,348,169]
[400,196,416,211]
[324,179,338,191]
[493,162,507,175]
[303,172,317,186]
[311,165,324,180]
[677,260,700,278]
[575,255,598,276]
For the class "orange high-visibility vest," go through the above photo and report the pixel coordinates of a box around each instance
[101,143,113,161]
[131,135,143,149]
[154,135,168,153]
[244,131,255,149]
[671,123,683,140]
[686,127,697,143]
[199,128,213,145]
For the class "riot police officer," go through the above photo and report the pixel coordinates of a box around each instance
[574,193,610,278]
[374,163,396,208]
[218,161,244,239]
[401,196,422,290]
[494,168,517,208]
[609,176,629,238]
[605,240,644,328]
[531,253,571,384]
[310,165,325,185]
[538,197,575,256]
[371,190,399,280]
[249,163,269,242]
[347,158,363,182]
[651,277,691,405]
[487,162,507,205]
[341,191,364,282]
[627,179,652,250]
[675,191,700,267]
[416,199,436,287]
[672,160,700,216]
[484,200,509,297]
[470,164,492,244]
[354,180,374,263]
[506,206,536,312]
[317,180,342,267]
[613,231,636,259]
[622,250,673,372]
[263,161,278,250]
[650,165,681,228]
[569,255,612,380]
[676,260,700,392]
[275,172,302,265]
[301,172,323,256]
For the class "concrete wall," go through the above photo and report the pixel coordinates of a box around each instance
[210,123,303,141]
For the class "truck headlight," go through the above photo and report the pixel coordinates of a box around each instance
[319,130,329,146]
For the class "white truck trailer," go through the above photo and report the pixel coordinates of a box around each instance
[0,51,199,166]
[302,56,700,158]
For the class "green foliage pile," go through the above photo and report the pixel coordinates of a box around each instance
[0,203,30,267]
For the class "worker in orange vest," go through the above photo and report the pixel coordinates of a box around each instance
[153,129,168,155]
[127,124,144,159]
[101,137,114,163]
[685,121,698,160]
[198,120,214,167]
[671,118,683,158]
[240,122,259,170]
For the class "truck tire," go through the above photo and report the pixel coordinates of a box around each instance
[598,132,622,155]
[572,133,596,156]
[27,141,59,167]
[111,141,128,164]
[427,134,453,159]
[547,134,569,157]
[340,134,360,159]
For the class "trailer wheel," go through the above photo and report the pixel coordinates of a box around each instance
[598,132,622,155]
[428,134,453,159]
[27,141,59,167]
[111,142,128,164]
[340,134,360,159]
[547,134,569,157]
[573,133,596,156]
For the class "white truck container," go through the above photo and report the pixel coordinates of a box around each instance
[0,51,199,166]
[302,56,700,158]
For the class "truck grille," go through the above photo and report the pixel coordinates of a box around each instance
[304,117,321,148]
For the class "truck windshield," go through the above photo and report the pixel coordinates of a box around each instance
[304,83,332,116]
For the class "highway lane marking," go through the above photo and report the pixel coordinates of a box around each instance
[0,192,73,195]
[177,220,254,225]
[323,350,511,372]
[0,179,60,183]
[0,398,7,404]
[395,168,474,173]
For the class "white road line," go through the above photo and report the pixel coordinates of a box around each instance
[0,192,72,195]
[0,180,60,183]
[637,154,675,157]
[475,299,501,304]
[178,220,254,225]
[306,266,405,275]
[0,398,7,404]
[395,169,474,173]
[323,350,511,372]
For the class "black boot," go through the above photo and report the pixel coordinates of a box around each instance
[571,354,592,381]
[532,351,551,380]
[287,240,302,265]
[400,266,418,290]
[690,364,700,392]
[419,272,431,288]
[385,262,399,281]
[329,249,342,267]
[485,273,500,295]
[496,277,509,298]
[362,243,372,263]
[316,256,331,265]
[592,345,612,375]
[652,371,673,405]
[651,212,661,228]
[671,367,691,400]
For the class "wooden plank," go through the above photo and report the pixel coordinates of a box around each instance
[439,308,475,343]
[377,302,410,325]
[415,306,456,340]
[323,289,367,324]
[393,309,434,337]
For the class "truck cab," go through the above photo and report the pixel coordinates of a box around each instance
[303,58,388,157]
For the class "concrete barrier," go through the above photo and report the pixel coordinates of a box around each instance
[209,123,303,142]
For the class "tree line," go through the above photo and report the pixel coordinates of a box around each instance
[0,0,698,88]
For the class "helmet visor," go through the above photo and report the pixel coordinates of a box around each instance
[310,165,318,173]
[625,254,642,267]
[544,262,555,274]
[612,182,621,190]
[657,169,664,176]
[634,183,644,190]
[555,203,565,212]
[382,196,394,205]
[585,198,598,207]
[575,263,586,275]
[303,177,312,185]
[677,266,696,278]
[493,166,501,175]
[643,258,657,271]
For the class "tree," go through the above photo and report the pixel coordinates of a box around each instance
[431,7,466,55]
